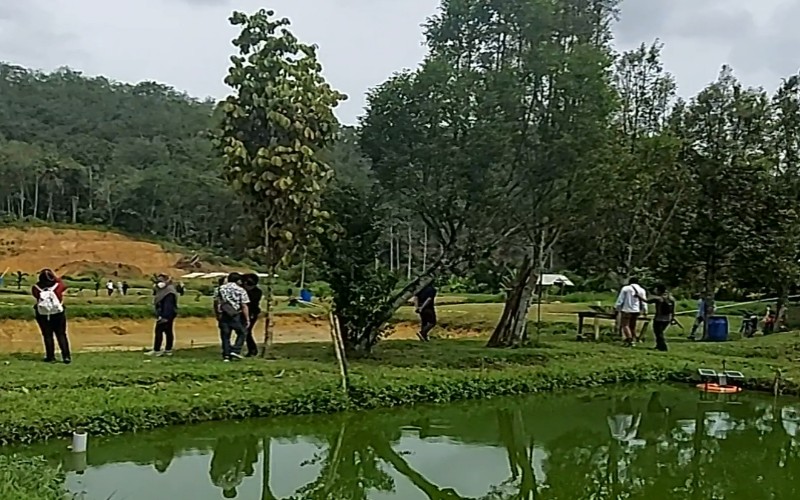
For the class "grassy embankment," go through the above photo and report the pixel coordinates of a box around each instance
[0,314,797,447]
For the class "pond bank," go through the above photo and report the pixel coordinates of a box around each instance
[1,330,798,447]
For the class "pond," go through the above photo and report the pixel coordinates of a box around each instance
[8,385,800,499]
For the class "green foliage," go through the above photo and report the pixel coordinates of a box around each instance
[0,455,66,500]
[0,63,244,254]
[318,183,398,351]
[217,9,346,268]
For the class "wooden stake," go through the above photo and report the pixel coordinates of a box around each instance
[328,311,349,393]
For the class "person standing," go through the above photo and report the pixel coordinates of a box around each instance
[122,281,130,296]
[242,274,263,357]
[94,280,100,297]
[640,284,674,352]
[106,280,114,296]
[615,277,647,347]
[688,295,705,340]
[31,269,71,364]
[213,273,250,361]
[414,281,438,342]
[146,274,179,357]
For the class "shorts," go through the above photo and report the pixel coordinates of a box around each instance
[621,312,639,330]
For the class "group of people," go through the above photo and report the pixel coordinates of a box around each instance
[146,271,263,360]
[614,277,675,351]
[26,268,267,364]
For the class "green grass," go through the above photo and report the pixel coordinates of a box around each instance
[0,455,65,500]
[0,316,797,447]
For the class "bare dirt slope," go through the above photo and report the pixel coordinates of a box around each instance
[0,227,198,277]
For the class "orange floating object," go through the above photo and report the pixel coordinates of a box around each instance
[696,383,742,394]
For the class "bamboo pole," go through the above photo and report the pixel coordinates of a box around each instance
[328,311,349,393]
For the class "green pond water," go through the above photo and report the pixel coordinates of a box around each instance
[9,385,800,499]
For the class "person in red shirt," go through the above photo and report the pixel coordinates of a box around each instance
[31,268,71,364]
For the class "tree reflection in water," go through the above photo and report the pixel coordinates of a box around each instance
[23,388,800,499]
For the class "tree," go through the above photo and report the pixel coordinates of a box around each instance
[732,74,800,323]
[671,67,771,335]
[216,9,346,355]
[485,0,620,347]
[562,42,686,281]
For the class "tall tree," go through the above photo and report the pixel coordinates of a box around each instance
[216,9,346,354]
[672,67,771,334]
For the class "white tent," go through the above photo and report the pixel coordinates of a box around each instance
[537,273,574,287]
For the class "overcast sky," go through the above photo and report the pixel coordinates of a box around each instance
[1,0,798,124]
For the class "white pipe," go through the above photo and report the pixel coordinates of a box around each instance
[71,431,88,453]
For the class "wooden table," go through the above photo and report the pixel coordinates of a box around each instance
[577,311,650,341]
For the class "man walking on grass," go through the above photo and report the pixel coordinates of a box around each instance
[213,272,250,361]
[615,277,647,347]
[414,281,438,342]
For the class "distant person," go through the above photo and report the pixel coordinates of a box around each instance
[615,277,647,347]
[639,284,674,352]
[414,281,437,342]
[31,269,71,364]
[242,274,263,357]
[176,281,185,296]
[213,273,250,361]
[122,281,130,296]
[688,295,715,340]
[106,280,114,296]
[116,281,123,296]
[94,280,100,297]
[146,274,178,357]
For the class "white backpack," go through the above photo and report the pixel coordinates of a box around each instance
[36,285,64,316]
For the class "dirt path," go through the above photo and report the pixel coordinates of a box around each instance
[0,316,480,353]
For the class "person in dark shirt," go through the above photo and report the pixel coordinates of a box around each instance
[639,283,674,352]
[414,281,437,342]
[243,273,263,357]
[148,274,179,356]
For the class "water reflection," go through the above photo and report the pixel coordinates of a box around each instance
[7,387,800,499]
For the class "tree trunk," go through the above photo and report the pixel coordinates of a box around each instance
[487,255,537,348]
[299,248,307,291]
[33,177,39,219]
[422,226,428,270]
[775,283,789,331]
[18,185,25,218]
[71,196,79,224]
[261,437,277,500]
[407,223,412,280]
[47,191,54,221]
[389,226,394,272]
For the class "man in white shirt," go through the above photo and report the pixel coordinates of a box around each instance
[615,277,647,346]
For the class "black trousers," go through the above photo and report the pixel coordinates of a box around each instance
[154,318,175,351]
[35,312,71,361]
[246,314,259,356]
[218,314,247,358]
[653,320,669,351]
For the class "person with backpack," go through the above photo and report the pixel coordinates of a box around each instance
[31,268,71,364]
[213,273,250,361]
[146,274,179,357]
[638,283,674,352]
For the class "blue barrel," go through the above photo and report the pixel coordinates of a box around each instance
[706,316,729,342]
[300,289,312,302]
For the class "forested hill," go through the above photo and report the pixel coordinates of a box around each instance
[0,63,243,254]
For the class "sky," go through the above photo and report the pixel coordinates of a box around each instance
[1,0,798,124]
